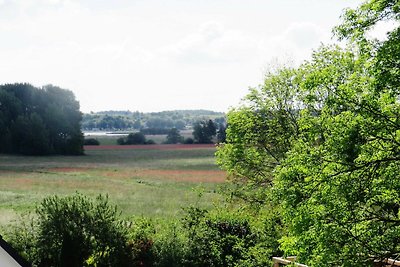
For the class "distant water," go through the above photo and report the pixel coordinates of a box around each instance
[83,131,129,137]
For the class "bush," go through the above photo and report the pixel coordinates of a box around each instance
[83,138,100,146]
[127,218,156,267]
[165,128,183,144]
[1,213,38,264]
[7,194,133,267]
[181,207,280,267]
[117,136,126,145]
[183,138,194,144]
[118,132,147,145]
[145,139,156,145]
[151,221,186,267]
[126,218,186,267]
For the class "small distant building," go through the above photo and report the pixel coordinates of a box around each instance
[0,235,31,267]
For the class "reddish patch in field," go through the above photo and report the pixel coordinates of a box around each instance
[46,167,92,173]
[102,169,227,183]
[12,177,34,187]
[84,144,216,151]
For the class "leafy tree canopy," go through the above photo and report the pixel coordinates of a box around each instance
[193,120,217,144]
[165,128,183,144]
[0,83,83,155]
[217,0,400,265]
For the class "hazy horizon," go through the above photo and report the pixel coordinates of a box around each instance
[1,0,367,113]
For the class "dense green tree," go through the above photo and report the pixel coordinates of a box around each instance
[165,128,183,144]
[193,120,217,144]
[216,67,301,204]
[84,138,100,146]
[276,2,400,265]
[118,132,147,145]
[11,113,50,155]
[0,83,83,155]
[216,124,226,143]
[217,1,400,265]
[146,117,175,129]
[81,110,224,131]
[182,206,281,267]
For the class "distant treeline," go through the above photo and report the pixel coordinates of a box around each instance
[82,110,225,131]
[0,83,83,155]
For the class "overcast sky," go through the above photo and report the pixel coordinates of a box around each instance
[0,0,365,113]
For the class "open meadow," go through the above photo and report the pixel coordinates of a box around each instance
[0,144,226,226]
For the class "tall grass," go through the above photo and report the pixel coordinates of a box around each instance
[0,147,225,225]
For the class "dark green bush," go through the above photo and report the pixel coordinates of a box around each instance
[183,138,194,144]
[6,194,133,267]
[165,128,183,144]
[126,218,186,267]
[4,196,282,267]
[181,207,280,267]
[127,218,156,267]
[83,138,100,146]
[37,194,132,267]
[118,133,146,145]
[117,136,126,145]
[151,221,186,267]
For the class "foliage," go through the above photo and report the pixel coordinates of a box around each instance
[216,67,300,205]
[2,213,39,264]
[216,124,227,143]
[82,110,225,131]
[118,132,146,145]
[276,43,399,266]
[5,194,132,267]
[334,0,400,44]
[145,139,156,145]
[0,83,84,155]
[127,218,156,267]
[165,128,184,144]
[84,138,100,146]
[193,120,217,144]
[140,128,171,135]
[181,206,281,267]
[217,0,400,265]
[183,137,194,144]
[151,220,186,267]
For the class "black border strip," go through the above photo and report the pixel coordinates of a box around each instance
[0,235,31,267]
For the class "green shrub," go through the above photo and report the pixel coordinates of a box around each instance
[37,194,132,267]
[151,221,186,267]
[127,218,187,267]
[1,213,39,264]
[181,207,280,267]
[183,138,194,144]
[7,194,133,267]
[83,138,100,146]
[145,139,156,145]
[117,136,126,145]
[127,218,156,267]
[118,133,147,145]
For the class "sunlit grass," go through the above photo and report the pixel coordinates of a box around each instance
[0,147,226,225]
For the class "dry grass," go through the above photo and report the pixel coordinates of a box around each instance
[0,146,226,225]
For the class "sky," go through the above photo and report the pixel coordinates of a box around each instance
[0,0,366,113]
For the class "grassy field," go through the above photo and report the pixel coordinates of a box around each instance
[0,145,226,226]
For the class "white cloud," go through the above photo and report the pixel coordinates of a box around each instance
[254,22,330,66]
[0,0,367,112]
[160,21,261,65]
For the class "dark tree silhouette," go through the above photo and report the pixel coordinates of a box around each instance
[0,83,84,155]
